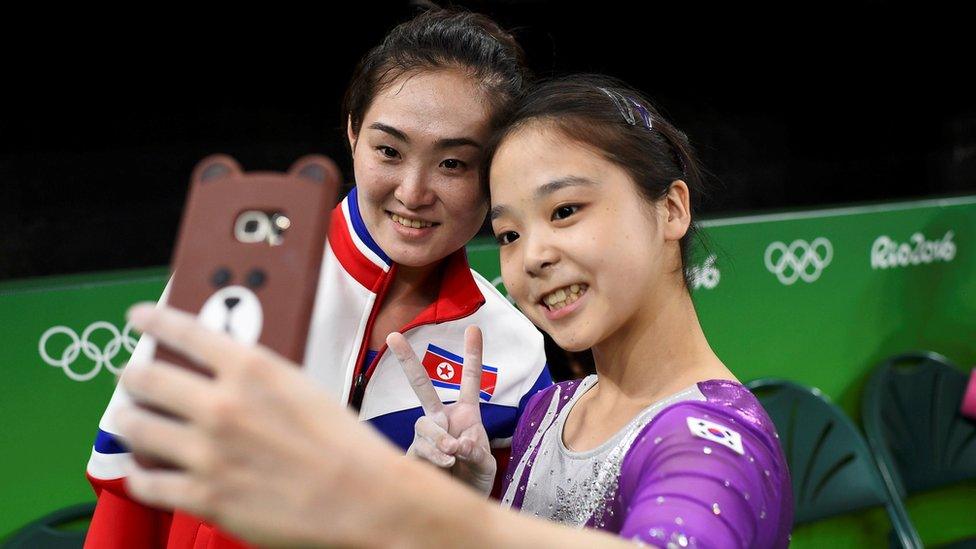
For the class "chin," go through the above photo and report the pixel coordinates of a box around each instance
[549,330,594,354]
[386,243,449,268]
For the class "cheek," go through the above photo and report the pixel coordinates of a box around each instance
[500,251,528,303]
[440,180,487,224]
[595,240,663,317]
[444,177,486,208]
[353,156,395,200]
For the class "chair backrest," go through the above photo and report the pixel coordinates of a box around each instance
[748,378,921,548]
[862,351,976,496]
[2,502,93,549]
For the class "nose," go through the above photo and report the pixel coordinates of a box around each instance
[523,230,560,278]
[225,297,241,310]
[394,167,436,210]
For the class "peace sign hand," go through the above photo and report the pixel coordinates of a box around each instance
[386,326,496,496]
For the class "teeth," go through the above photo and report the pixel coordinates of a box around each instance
[542,284,588,310]
[391,213,434,229]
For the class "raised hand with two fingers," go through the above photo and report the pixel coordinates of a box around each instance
[386,326,496,496]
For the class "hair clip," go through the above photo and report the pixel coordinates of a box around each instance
[598,87,653,131]
[598,87,636,126]
[628,97,653,130]
[598,86,683,174]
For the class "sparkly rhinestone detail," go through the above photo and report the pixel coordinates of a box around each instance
[516,377,706,529]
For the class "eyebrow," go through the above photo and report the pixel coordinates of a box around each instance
[533,176,597,199]
[489,176,598,221]
[368,122,408,142]
[367,122,482,150]
[436,136,482,150]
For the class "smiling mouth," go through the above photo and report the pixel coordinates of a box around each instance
[388,212,438,229]
[540,284,588,311]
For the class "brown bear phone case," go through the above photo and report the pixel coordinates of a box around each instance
[135,155,340,468]
[156,154,341,371]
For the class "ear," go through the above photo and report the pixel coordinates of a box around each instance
[662,180,692,242]
[288,154,342,187]
[192,154,242,186]
[346,115,358,153]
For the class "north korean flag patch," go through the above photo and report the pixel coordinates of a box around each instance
[686,416,744,455]
[421,343,497,401]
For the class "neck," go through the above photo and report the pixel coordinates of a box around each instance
[589,276,733,407]
[388,261,442,305]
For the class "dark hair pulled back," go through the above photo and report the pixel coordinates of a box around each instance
[343,8,530,138]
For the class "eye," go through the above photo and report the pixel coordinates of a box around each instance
[439,158,466,170]
[211,267,231,288]
[552,205,580,221]
[376,146,399,159]
[246,269,266,289]
[495,231,520,245]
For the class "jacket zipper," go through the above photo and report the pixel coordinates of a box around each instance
[348,269,484,410]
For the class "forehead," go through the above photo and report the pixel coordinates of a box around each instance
[489,124,616,200]
[362,69,493,140]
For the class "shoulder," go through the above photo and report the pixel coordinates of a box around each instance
[521,378,588,421]
[696,380,781,444]
[617,382,792,547]
[627,381,780,462]
[617,382,790,520]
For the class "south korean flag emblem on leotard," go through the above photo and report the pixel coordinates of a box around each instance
[687,417,745,456]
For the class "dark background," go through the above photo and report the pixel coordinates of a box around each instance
[2,1,974,281]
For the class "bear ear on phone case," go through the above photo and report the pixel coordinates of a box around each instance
[159,154,341,373]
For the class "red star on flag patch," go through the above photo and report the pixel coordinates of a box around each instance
[420,343,497,401]
[686,416,744,455]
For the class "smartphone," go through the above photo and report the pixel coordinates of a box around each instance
[136,154,340,466]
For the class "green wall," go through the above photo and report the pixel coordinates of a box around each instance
[2,196,974,545]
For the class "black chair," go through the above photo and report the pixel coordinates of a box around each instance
[862,351,976,548]
[748,378,922,548]
[2,502,94,549]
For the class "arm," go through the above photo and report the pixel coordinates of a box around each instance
[616,403,791,548]
[114,304,643,548]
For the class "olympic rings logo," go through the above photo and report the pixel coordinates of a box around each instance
[764,238,833,285]
[38,321,138,382]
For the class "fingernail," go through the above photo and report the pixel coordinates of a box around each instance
[127,303,155,329]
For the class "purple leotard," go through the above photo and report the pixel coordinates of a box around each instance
[500,377,792,548]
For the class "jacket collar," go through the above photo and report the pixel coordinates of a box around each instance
[329,187,485,321]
